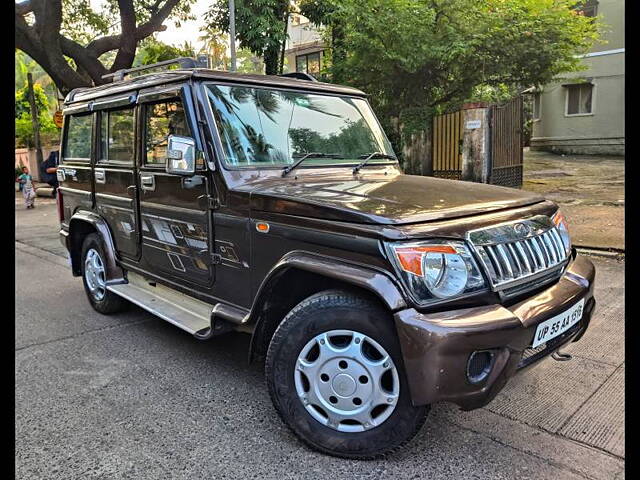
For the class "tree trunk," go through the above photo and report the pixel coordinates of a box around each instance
[279,11,290,74]
[264,44,280,75]
[27,73,43,166]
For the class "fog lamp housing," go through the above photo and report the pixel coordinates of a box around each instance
[466,350,495,384]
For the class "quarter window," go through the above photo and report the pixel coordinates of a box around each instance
[566,84,593,115]
[64,114,93,160]
[144,100,190,166]
[100,108,134,163]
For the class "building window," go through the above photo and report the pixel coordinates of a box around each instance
[532,93,541,120]
[575,0,598,17]
[566,84,593,116]
[295,51,321,75]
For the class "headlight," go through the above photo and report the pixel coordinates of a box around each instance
[387,240,487,304]
[552,210,571,255]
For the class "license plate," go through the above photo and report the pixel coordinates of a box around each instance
[531,298,585,348]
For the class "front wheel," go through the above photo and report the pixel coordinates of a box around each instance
[265,290,429,459]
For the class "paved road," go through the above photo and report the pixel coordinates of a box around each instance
[15,203,625,479]
[523,149,624,250]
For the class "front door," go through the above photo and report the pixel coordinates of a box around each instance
[94,104,139,259]
[136,91,214,288]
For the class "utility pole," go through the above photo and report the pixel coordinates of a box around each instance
[229,0,237,72]
[27,73,43,167]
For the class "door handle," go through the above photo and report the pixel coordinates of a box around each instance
[126,185,137,198]
[140,175,155,191]
[94,168,106,184]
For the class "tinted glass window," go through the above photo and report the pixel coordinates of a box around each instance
[64,114,93,159]
[144,100,190,165]
[205,84,395,167]
[100,108,134,163]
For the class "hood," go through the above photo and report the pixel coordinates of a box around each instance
[249,173,544,225]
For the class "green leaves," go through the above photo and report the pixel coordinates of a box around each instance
[318,0,600,134]
[204,0,290,74]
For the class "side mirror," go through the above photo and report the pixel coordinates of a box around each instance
[166,135,196,175]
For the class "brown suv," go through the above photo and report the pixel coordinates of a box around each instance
[57,59,596,459]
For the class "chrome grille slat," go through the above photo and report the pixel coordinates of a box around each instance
[550,228,566,260]
[485,246,504,280]
[495,244,514,279]
[506,243,523,275]
[514,241,532,273]
[526,237,544,270]
[549,230,563,262]
[542,232,558,264]
[535,235,551,267]
[468,218,568,292]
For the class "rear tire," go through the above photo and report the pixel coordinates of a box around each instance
[81,233,128,315]
[265,289,429,459]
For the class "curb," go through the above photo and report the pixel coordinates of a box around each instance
[575,246,624,259]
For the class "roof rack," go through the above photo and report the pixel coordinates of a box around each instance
[278,72,318,82]
[101,57,200,82]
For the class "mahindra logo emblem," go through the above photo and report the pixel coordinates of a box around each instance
[513,223,531,236]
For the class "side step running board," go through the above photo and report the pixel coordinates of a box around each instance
[107,273,213,335]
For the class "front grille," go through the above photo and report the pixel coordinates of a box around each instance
[468,215,568,291]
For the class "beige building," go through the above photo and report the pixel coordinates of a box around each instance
[283,13,325,76]
[530,0,625,155]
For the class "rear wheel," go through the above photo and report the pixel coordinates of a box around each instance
[265,289,429,459]
[81,233,128,314]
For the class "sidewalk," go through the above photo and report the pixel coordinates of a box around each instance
[523,148,624,251]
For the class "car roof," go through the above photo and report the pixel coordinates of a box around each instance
[64,68,367,105]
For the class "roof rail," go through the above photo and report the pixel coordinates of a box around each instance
[101,57,200,82]
[278,72,318,82]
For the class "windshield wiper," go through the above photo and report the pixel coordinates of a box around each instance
[352,152,397,174]
[282,152,344,177]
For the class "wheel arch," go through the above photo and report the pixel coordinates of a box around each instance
[68,211,125,283]
[248,252,407,363]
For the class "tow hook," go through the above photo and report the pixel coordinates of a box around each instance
[551,350,572,361]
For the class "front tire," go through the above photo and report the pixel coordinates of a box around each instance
[81,233,128,315]
[265,289,429,459]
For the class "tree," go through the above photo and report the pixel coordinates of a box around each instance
[15,0,196,94]
[304,0,600,142]
[204,0,290,75]
[199,26,230,70]
[15,50,60,113]
[133,37,196,66]
[15,82,60,148]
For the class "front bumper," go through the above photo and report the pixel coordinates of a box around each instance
[394,253,596,411]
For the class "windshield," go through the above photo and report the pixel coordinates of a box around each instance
[205,84,396,167]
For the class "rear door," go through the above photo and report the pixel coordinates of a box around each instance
[93,97,139,259]
[136,85,214,288]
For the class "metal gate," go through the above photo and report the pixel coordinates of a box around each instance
[432,110,463,180]
[490,96,523,188]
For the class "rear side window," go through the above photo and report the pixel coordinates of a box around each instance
[144,100,190,166]
[99,108,134,163]
[63,114,93,160]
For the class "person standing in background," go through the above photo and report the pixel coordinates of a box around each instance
[17,166,36,209]
[40,150,60,197]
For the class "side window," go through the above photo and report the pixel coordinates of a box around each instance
[144,100,190,166]
[63,114,93,160]
[99,108,135,163]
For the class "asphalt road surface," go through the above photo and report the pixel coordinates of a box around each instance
[15,201,625,479]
